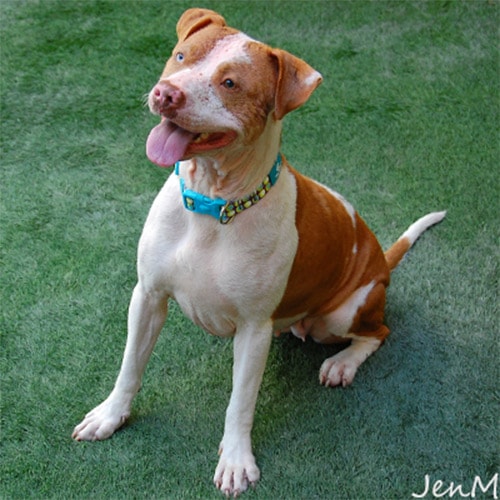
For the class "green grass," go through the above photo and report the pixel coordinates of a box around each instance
[1,0,498,498]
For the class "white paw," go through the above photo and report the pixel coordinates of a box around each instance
[72,397,130,441]
[213,446,260,498]
[319,337,381,387]
[319,356,358,387]
[319,351,359,387]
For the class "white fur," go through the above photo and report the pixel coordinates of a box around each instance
[73,152,300,496]
[321,281,376,339]
[305,70,323,87]
[402,211,447,245]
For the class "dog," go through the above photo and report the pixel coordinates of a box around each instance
[73,8,445,497]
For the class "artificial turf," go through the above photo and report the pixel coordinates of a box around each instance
[1,1,498,498]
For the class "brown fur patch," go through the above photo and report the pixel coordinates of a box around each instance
[273,164,390,333]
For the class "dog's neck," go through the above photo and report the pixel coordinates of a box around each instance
[181,116,283,200]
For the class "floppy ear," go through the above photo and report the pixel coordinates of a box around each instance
[270,48,323,120]
[176,8,227,42]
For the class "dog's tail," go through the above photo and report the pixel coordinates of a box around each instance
[384,211,446,271]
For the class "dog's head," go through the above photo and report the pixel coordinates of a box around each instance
[146,8,322,167]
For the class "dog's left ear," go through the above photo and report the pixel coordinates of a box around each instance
[176,8,227,42]
[271,49,322,120]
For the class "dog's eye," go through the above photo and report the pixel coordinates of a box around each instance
[175,53,184,63]
[223,79,235,89]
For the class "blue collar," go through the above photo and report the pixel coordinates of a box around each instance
[174,154,282,224]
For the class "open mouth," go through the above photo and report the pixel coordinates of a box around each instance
[146,118,237,168]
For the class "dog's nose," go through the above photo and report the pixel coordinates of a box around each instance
[152,82,185,114]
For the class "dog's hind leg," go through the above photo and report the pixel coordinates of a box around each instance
[317,282,389,387]
[72,284,168,441]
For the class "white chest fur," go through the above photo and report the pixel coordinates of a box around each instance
[136,167,298,336]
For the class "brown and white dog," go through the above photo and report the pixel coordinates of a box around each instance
[73,8,445,497]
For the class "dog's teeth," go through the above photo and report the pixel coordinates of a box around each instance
[194,132,210,143]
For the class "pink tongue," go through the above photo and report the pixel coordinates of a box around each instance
[146,120,195,167]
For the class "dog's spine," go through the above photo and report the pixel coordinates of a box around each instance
[384,211,446,271]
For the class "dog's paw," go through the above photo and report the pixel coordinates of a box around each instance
[319,337,380,387]
[72,398,130,441]
[213,447,260,497]
[319,351,359,388]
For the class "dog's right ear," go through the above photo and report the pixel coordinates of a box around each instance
[176,8,227,42]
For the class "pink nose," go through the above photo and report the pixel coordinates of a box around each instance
[152,82,185,114]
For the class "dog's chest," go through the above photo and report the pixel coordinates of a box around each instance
[137,174,298,336]
[165,231,241,335]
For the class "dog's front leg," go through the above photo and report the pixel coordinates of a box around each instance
[214,320,273,497]
[72,283,168,441]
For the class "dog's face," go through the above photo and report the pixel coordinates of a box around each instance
[146,8,322,167]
